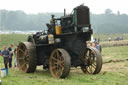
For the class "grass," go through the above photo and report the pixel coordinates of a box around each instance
[0,34,128,85]
[0,34,28,48]
[1,62,128,85]
[102,46,128,62]
[1,67,128,85]
[100,40,128,47]
[93,33,128,41]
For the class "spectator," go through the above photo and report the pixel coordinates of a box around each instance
[14,46,18,67]
[95,42,102,53]
[108,37,111,42]
[2,46,9,69]
[0,49,2,56]
[8,44,14,68]
[98,38,100,43]
[94,38,97,42]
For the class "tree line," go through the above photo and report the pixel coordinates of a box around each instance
[0,9,128,33]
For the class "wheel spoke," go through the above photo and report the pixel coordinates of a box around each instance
[56,50,60,57]
[85,56,88,63]
[24,51,28,56]
[19,49,24,53]
[91,63,96,69]
[89,66,92,73]
[86,67,90,73]
[56,71,59,76]
[60,65,64,71]
[59,55,62,61]
[21,62,27,69]
[59,60,64,64]
[51,66,57,70]
[52,56,58,61]
[58,69,62,75]
[56,66,63,76]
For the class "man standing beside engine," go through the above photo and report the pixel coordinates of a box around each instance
[8,44,14,68]
[2,46,9,69]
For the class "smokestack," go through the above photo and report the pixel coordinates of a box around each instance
[64,9,66,16]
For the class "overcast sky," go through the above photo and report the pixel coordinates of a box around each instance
[0,0,127,14]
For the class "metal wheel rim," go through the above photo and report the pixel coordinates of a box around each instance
[17,43,30,72]
[49,49,65,78]
[81,48,97,74]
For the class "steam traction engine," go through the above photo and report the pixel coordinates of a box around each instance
[17,5,102,78]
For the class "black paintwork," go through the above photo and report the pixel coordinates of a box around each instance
[28,5,93,67]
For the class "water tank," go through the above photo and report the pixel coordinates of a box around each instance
[74,5,90,27]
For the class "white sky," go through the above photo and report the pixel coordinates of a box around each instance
[0,0,127,14]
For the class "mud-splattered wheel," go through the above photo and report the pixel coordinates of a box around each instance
[17,42,37,73]
[81,47,102,74]
[49,48,71,78]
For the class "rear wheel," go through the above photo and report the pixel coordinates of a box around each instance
[49,48,71,78]
[81,47,102,74]
[17,42,37,73]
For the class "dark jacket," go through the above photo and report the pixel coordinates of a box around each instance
[8,47,13,58]
[2,50,9,58]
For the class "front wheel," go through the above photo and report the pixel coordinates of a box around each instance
[49,48,71,79]
[81,47,102,74]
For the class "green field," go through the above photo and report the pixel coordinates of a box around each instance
[0,34,28,48]
[93,33,128,41]
[0,34,128,85]
[0,33,128,48]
